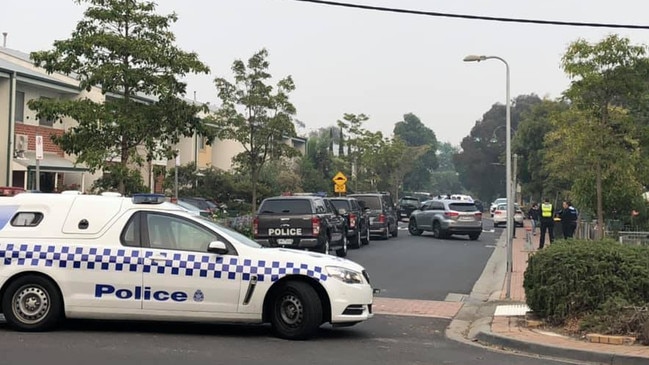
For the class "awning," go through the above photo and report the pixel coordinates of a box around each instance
[13,151,88,173]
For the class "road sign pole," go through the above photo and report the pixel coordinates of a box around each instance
[35,135,43,191]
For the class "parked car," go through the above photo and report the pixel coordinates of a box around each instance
[179,197,218,215]
[408,198,483,240]
[492,203,525,227]
[254,195,348,256]
[174,200,206,217]
[327,197,370,248]
[397,196,421,221]
[0,192,374,340]
[490,198,507,217]
[348,193,398,240]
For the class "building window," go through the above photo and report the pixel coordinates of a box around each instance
[14,91,25,122]
[39,97,54,127]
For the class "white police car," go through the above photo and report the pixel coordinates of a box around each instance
[0,193,374,340]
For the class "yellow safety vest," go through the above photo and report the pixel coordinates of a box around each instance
[541,203,553,218]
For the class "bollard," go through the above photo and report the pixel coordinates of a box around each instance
[525,227,533,251]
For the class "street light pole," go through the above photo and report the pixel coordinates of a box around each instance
[464,54,513,300]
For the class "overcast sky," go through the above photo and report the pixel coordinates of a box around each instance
[3,0,649,146]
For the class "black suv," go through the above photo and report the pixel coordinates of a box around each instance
[327,197,370,248]
[348,192,398,240]
[397,196,422,220]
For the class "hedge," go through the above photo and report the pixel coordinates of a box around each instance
[524,240,649,326]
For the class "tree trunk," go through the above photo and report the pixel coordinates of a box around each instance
[596,162,604,240]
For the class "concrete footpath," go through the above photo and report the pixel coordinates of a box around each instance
[447,221,649,364]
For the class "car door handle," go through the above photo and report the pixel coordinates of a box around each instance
[148,254,168,263]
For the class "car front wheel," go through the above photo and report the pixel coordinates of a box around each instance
[408,219,423,236]
[271,281,323,340]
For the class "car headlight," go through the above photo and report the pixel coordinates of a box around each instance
[326,266,363,284]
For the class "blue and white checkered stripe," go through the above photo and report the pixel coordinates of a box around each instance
[0,244,328,282]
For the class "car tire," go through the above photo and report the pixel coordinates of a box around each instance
[408,219,423,236]
[271,281,323,340]
[318,236,330,255]
[2,275,63,332]
[351,229,362,249]
[433,221,443,239]
[361,227,370,245]
[469,233,480,241]
[336,234,348,257]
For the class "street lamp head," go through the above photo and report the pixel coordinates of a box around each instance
[463,55,487,62]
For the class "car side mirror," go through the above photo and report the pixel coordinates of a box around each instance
[207,241,229,254]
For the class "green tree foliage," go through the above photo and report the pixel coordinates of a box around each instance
[558,35,649,238]
[28,0,211,194]
[393,113,438,191]
[91,164,148,195]
[212,49,299,213]
[430,142,463,194]
[453,95,542,202]
[512,99,569,202]
[545,107,643,225]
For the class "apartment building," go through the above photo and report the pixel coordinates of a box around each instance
[0,46,306,194]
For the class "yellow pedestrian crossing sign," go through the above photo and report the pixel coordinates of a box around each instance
[333,172,347,185]
[334,184,346,193]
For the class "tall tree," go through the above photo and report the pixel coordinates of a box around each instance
[393,113,438,191]
[213,49,299,213]
[560,35,649,238]
[512,99,569,202]
[29,0,211,194]
[430,142,463,194]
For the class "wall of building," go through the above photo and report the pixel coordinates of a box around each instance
[0,78,9,186]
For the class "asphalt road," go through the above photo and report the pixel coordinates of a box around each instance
[0,218,578,364]
[346,219,499,301]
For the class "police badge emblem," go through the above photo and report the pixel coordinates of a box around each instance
[193,289,204,302]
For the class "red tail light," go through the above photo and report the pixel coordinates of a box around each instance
[494,210,503,215]
[378,214,386,224]
[475,212,482,217]
[312,217,321,236]
[349,213,357,228]
[444,212,459,218]
[253,217,259,236]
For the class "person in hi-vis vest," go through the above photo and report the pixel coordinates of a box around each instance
[539,198,554,249]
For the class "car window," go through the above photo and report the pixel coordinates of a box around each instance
[449,203,478,212]
[146,213,218,252]
[432,202,445,210]
[400,198,420,206]
[330,199,350,211]
[497,204,507,210]
[259,199,313,214]
[354,196,382,210]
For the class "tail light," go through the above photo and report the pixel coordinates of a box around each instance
[312,217,321,236]
[475,212,482,219]
[494,210,503,215]
[444,212,459,218]
[253,217,259,236]
[349,213,357,228]
[378,214,386,224]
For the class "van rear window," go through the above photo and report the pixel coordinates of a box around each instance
[259,200,312,214]
[449,203,477,212]
[11,212,43,227]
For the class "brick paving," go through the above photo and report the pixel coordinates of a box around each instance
[373,297,463,319]
[492,220,649,358]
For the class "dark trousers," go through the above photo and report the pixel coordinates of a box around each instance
[562,222,577,239]
[539,220,554,249]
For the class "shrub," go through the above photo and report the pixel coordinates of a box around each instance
[524,239,649,325]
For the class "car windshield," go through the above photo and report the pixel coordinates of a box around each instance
[330,199,351,211]
[400,198,420,206]
[258,199,312,214]
[354,196,381,210]
[449,203,477,212]
[176,201,201,212]
[199,217,262,248]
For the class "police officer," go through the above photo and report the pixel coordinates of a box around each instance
[559,200,579,239]
[539,198,554,249]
